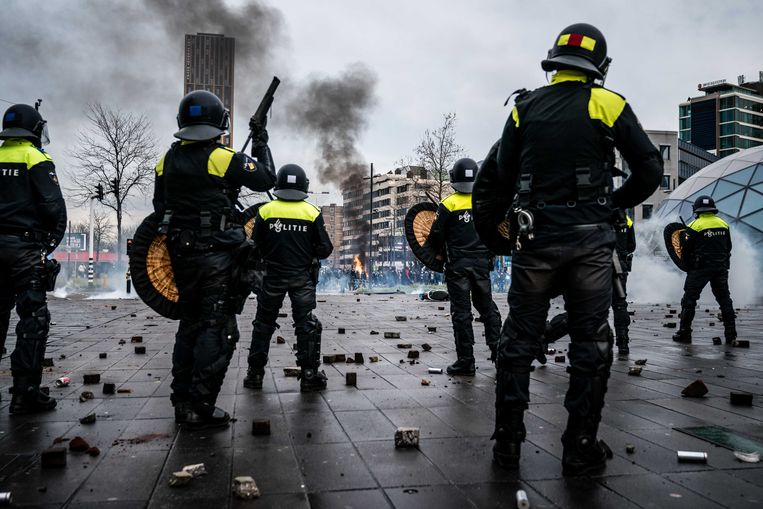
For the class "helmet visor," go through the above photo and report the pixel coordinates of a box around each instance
[38,121,50,146]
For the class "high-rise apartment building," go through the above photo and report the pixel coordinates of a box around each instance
[341,166,438,269]
[320,203,344,268]
[679,72,763,159]
[184,33,235,146]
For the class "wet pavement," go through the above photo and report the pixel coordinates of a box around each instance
[0,294,761,508]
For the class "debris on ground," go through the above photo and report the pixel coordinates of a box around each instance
[232,476,260,499]
[131,336,143,343]
[252,419,271,436]
[79,391,95,403]
[283,367,300,377]
[276,336,285,344]
[681,380,709,398]
[86,447,100,457]
[370,330,379,335]
[733,451,760,463]
[278,313,288,318]
[369,356,379,363]
[384,332,401,339]
[427,326,437,333]
[118,339,126,345]
[40,447,67,468]
[117,388,132,394]
[730,392,753,406]
[625,444,636,454]
[338,328,346,334]
[83,374,101,385]
[354,352,364,363]
[628,366,643,376]
[554,355,566,363]
[42,358,54,367]
[428,368,443,374]
[421,343,432,352]
[168,471,193,487]
[421,379,430,386]
[547,347,556,355]
[732,340,750,348]
[516,489,530,509]
[634,359,647,366]
[182,463,207,477]
[134,346,146,354]
[394,427,420,448]
[112,433,170,447]
[396,343,412,349]
[99,352,108,359]
[79,413,97,425]
[677,450,707,463]
[346,372,357,386]
[334,354,346,362]
[663,322,677,328]
[712,337,722,345]
[69,436,90,452]
[102,383,116,394]
[407,350,420,359]
[395,316,407,321]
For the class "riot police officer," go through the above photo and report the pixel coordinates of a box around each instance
[0,103,66,414]
[612,208,635,356]
[673,195,735,344]
[427,158,502,374]
[488,23,663,475]
[153,90,275,429]
[243,164,333,392]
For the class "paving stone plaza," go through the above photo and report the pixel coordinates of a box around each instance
[0,293,761,508]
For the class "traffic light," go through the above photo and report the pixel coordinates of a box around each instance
[110,178,119,196]
[95,183,104,201]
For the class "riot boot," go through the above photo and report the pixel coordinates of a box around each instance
[672,329,692,344]
[615,331,629,357]
[447,358,476,376]
[299,368,327,392]
[722,310,737,344]
[562,415,612,476]
[243,368,264,390]
[176,400,230,430]
[492,406,526,469]
[9,378,57,414]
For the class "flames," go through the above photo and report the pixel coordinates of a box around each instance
[352,255,365,277]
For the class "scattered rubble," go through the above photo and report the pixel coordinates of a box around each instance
[283,367,300,377]
[663,322,677,328]
[384,332,401,339]
[131,336,143,343]
[730,392,753,406]
[628,366,642,376]
[677,450,707,463]
[634,359,647,366]
[369,356,379,363]
[134,346,146,354]
[233,476,261,499]
[99,352,108,359]
[79,413,97,425]
[118,339,126,345]
[86,447,100,457]
[421,343,432,352]
[395,316,407,321]
[278,313,288,318]
[42,358,54,367]
[428,368,443,374]
[407,350,420,359]
[346,372,357,386]
[396,343,412,349]
[276,336,285,344]
[733,340,750,348]
[354,353,364,364]
[83,374,100,385]
[625,444,636,454]
[734,451,760,463]
[681,380,708,398]
[102,383,116,395]
[712,337,722,345]
[370,330,379,335]
[79,391,95,403]
[252,419,271,436]
[394,427,420,448]
[40,447,67,468]
[338,328,346,334]
[69,436,90,452]
[427,326,437,333]
[168,471,193,487]
[420,379,430,386]
[117,388,132,394]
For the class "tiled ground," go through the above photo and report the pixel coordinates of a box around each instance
[0,293,761,508]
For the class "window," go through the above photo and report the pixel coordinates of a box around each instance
[661,175,671,190]
[642,204,653,219]
[659,145,671,160]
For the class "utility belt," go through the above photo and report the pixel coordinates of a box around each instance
[0,227,49,244]
[158,208,239,237]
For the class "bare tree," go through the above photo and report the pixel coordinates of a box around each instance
[413,112,464,200]
[68,103,158,268]
[72,208,115,263]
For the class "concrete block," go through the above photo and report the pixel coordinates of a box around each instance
[394,427,420,448]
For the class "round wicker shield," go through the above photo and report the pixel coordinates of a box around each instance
[663,222,689,272]
[473,140,514,255]
[405,202,445,272]
[241,202,267,239]
[129,213,181,319]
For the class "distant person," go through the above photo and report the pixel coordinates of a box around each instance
[244,164,334,392]
[673,195,736,344]
[427,158,502,374]
[153,90,275,429]
[612,208,635,356]
[0,103,66,414]
[483,23,663,475]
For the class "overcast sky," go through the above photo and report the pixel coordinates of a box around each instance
[1,0,761,223]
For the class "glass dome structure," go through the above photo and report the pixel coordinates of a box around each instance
[656,145,763,244]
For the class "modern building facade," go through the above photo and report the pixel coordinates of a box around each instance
[679,73,763,159]
[655,145,763,245]
[616,130,718,221]
[184,33,235,146]
[341,166,438,269]
[320,203,344,268]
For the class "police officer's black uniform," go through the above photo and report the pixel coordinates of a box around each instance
[673,195,736,344]
[490,24,663,475]
[153,91,275,429]
[244,164,333,392]
[0,104,66,414]
[427,158,502,375]
[612,211,635,355]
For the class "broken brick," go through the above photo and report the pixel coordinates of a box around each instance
[712,337,722,345]
[345,372,357,386]
[634,359,648,366]
[427,327,437,333]
[99,352,108,359]
[369,356,379,363]
[354,352,364,364]
[338,328,346,334]
[395,316,407,321]
[554,355,566,363]
[421,379,430,386]
[79,391,95,403]
[233,476,260,499]
[83,374,101,385]
[283,367,300,377]
[130,336,143,343]
[334,354,346,362]
[86,447,100,457]
[42,358,54,367]
[102,383,116,395]
[252,419,271,436]
[396,343,412,349]
[69,436,90,452]
[733,340,750,348]
[730,392,753,406]
[79,413,97,425]
[663,322,677,328]
[407,350,420,359]
[276,336,285,344]
[681,380,708,398]
[134,346,146,354]
[421,343,432,352]
[370,330,379,335]
[41,447,67,468]
[628,366,642,376]
[384,332,401,339]
[394,427,420,448]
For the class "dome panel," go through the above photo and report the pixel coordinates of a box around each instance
[740,189,763,217]
[740,209,763,232]
[711,180,744,200]
[724,165,756,185]
[687,181,717,200]
[719,159,760,177]
[715,190,745,217]
[750,164,763,186]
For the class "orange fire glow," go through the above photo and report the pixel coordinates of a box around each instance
[352,255,365,277]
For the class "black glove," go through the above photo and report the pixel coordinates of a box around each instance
[249,120,269,147]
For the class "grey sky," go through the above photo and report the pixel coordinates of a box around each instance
[1,0,761,222]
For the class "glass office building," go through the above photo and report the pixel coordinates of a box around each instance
[655,145,763,244]
[679,74,763,159]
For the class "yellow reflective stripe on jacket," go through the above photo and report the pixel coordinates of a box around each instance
[258,199,320,222]
[550,70,589,85]
[626,215,633,228]
[511,106,520,128]
[689,213,729,232]
[589,88,626,128]
[0,139,53,168]
[155,153,166,176]
[442,192,472,212]
[208,146,236,177]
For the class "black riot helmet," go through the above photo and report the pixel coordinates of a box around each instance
[693,195,718,215]
[175,90,229,141]
[449,158,479,193]
[541,23,611,81]
[274,164,310,201]
[0,104,50,146]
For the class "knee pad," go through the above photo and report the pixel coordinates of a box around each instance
[16,290,50,340]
